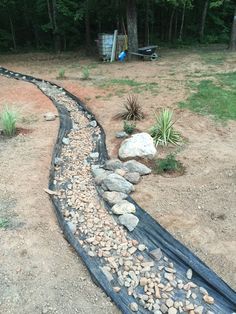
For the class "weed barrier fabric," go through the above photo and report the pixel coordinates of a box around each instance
[0,66,235,314]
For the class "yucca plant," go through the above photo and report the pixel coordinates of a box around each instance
[150,109,181,146]
[114,95,144,121]
[0,106,18,137]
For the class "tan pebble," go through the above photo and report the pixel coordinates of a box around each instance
[113,287,121,293]
[166,298,174,308]
[203,294,214,304]
[168,307,177,314]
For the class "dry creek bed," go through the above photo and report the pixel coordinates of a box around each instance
[1,70,234,314]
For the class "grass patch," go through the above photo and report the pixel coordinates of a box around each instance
[200,52,226,65]
[81,66,90,80]
[97,78,158,94]
[179,72,236,121]
[57,68,66,79]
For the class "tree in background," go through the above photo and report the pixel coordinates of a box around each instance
[229,7,236,51]
[127,0,138,57]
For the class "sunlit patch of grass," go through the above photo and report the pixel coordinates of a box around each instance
[179,72,236,121]
[200,52,226,65]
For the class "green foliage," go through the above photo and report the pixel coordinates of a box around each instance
[81,66,90,80]
[58,68,66,79]
[0,106,18,137]
[150,109,181,146]
[179,72,236,120]
[155,153,183,174]
[123,120,136,135]
[98,79,158,94]
[0,218,9,228]
[115,95,144,121]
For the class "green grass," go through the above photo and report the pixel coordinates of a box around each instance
[179,72,236,121]
[200,52,226,65]
[57,68,65,79]
[97,78,158,94]
[155,153,184,175]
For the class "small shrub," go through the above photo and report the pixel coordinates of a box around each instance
[114,95,144,121]
[81,66,90,80]
[0,106,18,136]
[155,154,183,174]
[58,68,65,79]
[150,109,181,146]
[123,120,136,134]
[0,218,9,228]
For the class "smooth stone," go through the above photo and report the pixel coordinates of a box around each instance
[124,172,141,184]
[138,244,146,251]
[62,137,70,145]
[111,200,136,215]
[67,221,76,234]
[44,112,57,121]
[89,120,97,127]
[186,268,193,280]
[119,132,157,160]
[150,248,163,261]
[89,152,99,159]
[203,295,214,304]
[116,131,128,138]
[102,173,134,194]
[129,302,138,312]
[91,166,106,177]
[123,160,151,175]
[168,308,177,314]
[104,159,123,170]
[119,213,139,231]
[100,266,113,281]
[102,191,127,205]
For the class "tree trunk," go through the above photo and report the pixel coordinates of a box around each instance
[144,0,149,46]
[85,0,91,54]
[127,0,138,59]
[52,0,60,52]
[229,8,236,51]
[199,0,209,42]
[179,1,186,41]
[168,8,175,42]
[9,14,16,51]
[174,11,178,40]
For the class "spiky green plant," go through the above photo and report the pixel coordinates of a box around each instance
[1,106,18,137]
[155,153,183,174]
[150,109,181,146]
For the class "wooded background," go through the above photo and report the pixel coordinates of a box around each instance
[0,0,235,53]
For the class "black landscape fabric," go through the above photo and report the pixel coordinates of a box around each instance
[0,66,235,314]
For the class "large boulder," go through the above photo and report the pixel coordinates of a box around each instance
[118,132,157,160]
[102,173,134,194]
[123,160,151,175]
[124,172,141,184]
[111,200,136,215]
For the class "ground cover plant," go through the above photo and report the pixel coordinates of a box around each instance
[115,95,144,121]
[155,153,184,175]
[81,66,90,80]
[123,120,136,135]
[0,106,18,137]
[150,109,182,146]
[57,68,66,79]
[179,72,236,121]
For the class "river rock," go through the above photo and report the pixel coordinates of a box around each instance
[123,160,151,175]
[44,112,57,121]
[116,131,128,138]
[111,200,136,215]
[102,191,127,205]
[119,213,139,231]
[129,302,138,312]
[124,172,141,184]
[104,159,123,171]
[91,166,106,177]
[119,132,157,160]
[62,137,70,145]
[102,173,134,194]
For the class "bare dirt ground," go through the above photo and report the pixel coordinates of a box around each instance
[0,46,235,312]
[0,77,118,314]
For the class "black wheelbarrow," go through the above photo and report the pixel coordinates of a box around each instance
[129,45,158,61]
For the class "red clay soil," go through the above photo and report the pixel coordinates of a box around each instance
[0,76,118,314]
